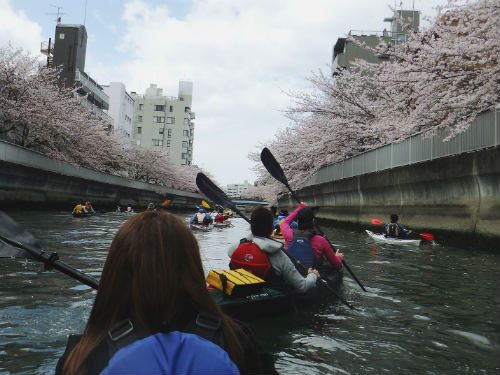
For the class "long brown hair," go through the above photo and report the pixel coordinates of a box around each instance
[63,210,245,373]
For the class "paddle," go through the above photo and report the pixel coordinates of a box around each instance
[371,218,434,241]
[161,198,172,206]
[201,200,211,209]
[195,173,355,310]
[0,210,99,289]
[260,147,367,292]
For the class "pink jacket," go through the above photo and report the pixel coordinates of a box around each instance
[282,203,342,270]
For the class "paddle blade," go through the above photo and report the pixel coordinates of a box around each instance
[201,200,211,209]
[371,219,383,225]
[161,199,172,206]
[0,211,37,258]
[260,147,289,186]
[420,233,434,241]
[196,173,250,223]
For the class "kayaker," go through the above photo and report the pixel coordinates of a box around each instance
[384,214,412,238]
[126,204,134,213]
[227,206,319,293]
[72,203,84,215]
[189,208,213,225]
[146,202,155,210]
[272,209,297,236]
[83,201,95,214]
[282,203,343,272]
[215,207,229,224]
[56,211,276,375]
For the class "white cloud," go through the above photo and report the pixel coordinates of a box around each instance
[0,0,43,56]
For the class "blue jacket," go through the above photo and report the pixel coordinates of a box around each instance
[100,331,239,375]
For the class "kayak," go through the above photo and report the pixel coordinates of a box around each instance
[190,223,214,231]
[214,221,231,228]
[72,212,95,218]
[208,269,343,320]
[365,230,421,245]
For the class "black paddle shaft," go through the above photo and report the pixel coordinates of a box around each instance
[260,147,367,292]
[0,211,99,289]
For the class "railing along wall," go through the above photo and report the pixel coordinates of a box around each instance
[306,108,499,186]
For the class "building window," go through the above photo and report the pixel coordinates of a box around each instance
[137,115,142,122]
[184,118,189,125]
[154,105,165,111]
[183,130,189,136]
[166,117,175,124]
[167,129,172,138]
[138,104,143,111]
[152,139,163,146]
[159,128,164,135]
[136,139,141,145]
[166,140,171,147]
[185,107,190,113]
[137,127,142,134]
[153,116,165,123]
[181,153,187,159]
[182,141,188,148]
[169,105,173,112]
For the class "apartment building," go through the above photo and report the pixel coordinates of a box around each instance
[131,82,195,166]
[102,82,135,138]
[331,9,420,75]
[41,23,112,125]
[226,180,253,198]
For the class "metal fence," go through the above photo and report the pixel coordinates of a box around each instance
[306,108,499,186]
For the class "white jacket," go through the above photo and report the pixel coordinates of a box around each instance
[227,233,317,293]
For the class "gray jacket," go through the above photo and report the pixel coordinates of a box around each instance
[227,233,317,293]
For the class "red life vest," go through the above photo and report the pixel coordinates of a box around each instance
[229,239,271,279]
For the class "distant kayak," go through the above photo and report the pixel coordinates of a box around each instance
[365,230,421,245]
[214,221,231,228]
[190,223,214,231]
[72,212,95,218]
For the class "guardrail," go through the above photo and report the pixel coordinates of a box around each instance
[306,108,499,186]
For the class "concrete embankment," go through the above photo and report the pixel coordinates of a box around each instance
[0,140,202,210]
[278,147,500,251]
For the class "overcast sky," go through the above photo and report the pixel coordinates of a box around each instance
[1,0,448,186]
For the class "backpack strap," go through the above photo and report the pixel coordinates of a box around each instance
[184,312,224,348]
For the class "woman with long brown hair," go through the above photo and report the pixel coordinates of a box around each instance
[56,210,276,375]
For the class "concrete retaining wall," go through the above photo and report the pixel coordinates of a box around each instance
[0,140,202,209]
[279,147,500,250]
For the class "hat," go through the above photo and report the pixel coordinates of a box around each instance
[147,203,155,209]
[278,209,289,216]
[297,207,314,222]
[198,208,205,213]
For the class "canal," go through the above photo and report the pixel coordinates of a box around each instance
[0,210,499,374]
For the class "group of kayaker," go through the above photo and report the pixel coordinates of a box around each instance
[71,201,95,215]
[227,203,344,294]
[56,202,346,374]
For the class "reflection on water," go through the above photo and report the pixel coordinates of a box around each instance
[0,210,499,374]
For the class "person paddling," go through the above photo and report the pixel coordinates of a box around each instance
[282,203,343,273]
[227,206,319,293]
[56,211,277,375]
[189,208,213,226]
[384,214,412,238]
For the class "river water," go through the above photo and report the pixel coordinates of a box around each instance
[0,210,499,375]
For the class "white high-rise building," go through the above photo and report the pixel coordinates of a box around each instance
[226,180,253,198]
[131,82,195,166]
[102,82,135,138]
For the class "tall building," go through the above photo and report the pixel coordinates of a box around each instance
[226,181,253,198]
[131,82,195,166]
[40,23,112,124]
[332,9,420,75]
[102,82,135,138]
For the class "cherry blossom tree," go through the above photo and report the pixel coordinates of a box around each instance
[0,44,204,192]
[251,0,499,200]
